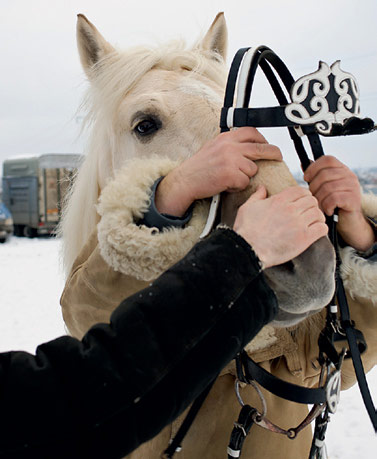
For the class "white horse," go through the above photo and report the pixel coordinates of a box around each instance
[60,13,335,325]
[58,13,357,458]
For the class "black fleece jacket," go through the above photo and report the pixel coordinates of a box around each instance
[0,228,278,458]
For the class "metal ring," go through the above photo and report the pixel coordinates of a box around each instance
[235,379,245,407]
[249,380,267,417]
[234,379,267,417]
[287,428,297,439]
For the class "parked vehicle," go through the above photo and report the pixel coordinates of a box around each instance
[0,202,13,243]
[2,154,82,238]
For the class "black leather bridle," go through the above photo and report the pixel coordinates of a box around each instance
[222,46,377,459]
[164,46,376,459]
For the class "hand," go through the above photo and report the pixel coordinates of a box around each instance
[234,186,328,269]
[304,156,375,251]
[155,127,282,216]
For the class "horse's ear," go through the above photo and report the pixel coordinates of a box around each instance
[76,14,115,77]
[200,12,228,61]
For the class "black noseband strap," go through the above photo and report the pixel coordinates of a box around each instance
[220,106,375,135]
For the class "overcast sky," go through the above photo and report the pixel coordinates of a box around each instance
[1,0,377,174]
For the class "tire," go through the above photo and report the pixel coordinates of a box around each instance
[13,225,25,237]
[23,226,37,238]
[0,238,6,243]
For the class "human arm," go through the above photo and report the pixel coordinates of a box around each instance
[1,228,278,459]
[139,127,283,229]
[154,126,282,217]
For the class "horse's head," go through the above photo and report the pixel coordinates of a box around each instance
[61,13,228,273]
[76,13,228,189]
[65,13,336,327]
[221,160,336,327]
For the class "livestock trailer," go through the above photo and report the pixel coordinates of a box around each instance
[2,153,82,237]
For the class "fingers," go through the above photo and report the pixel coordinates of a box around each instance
[223,127,283,161]
[303,156,361,215]
[243,185,268,204]
[300,205,326,225]
[305,156,358,195]
[226,171,254,192]
[238,156,258,178]
[275,185,312,203]
[220,135,282,162]
[304,157,373,250]
[226,126,268,144]
[306,221,329,242]
[320,189,356,216]
[218,143,282,190]
[306,166,345,196]
[296,195,323,216]
[240,143,283,161]
[233,184,328,269]
[172,127,283,203]
[304,155,343,182]
[276,187,325,224]
[294,191,328,244]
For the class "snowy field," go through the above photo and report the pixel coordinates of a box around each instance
[0,236,376,458]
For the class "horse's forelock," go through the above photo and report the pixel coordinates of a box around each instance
[84,42,226,120]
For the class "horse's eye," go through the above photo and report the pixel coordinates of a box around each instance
[134,118,160,137]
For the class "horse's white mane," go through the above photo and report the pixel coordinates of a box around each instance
[59,40,227,276]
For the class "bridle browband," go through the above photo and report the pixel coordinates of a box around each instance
[163,46,376,459]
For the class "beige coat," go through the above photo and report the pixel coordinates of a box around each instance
[61,157,377,459]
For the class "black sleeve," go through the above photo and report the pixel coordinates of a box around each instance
[0,228,277,459]
[137,176,193,230]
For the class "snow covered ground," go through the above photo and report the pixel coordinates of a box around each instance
[0,236,376,457]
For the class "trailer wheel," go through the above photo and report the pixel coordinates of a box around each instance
[24,226,37,238]
[13,225,24,237]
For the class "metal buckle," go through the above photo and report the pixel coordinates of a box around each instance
[233,422,247,437]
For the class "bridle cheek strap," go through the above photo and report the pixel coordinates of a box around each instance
[200,47,262,239]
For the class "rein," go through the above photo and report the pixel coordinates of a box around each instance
[163,47,376,459]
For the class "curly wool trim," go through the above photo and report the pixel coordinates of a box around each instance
[361,192,377,219]
[340,246,377,304]
[97,156,209,281]
[244,325,277,354]
[339,193,377,304]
